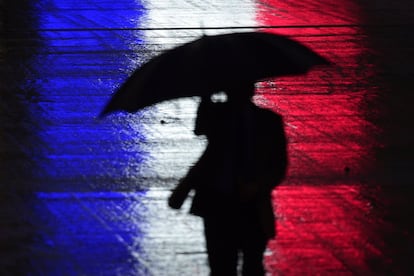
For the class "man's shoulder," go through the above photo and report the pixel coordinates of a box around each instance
[255,106,283,122]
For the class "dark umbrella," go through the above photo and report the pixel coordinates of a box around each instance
[100,31,330,116]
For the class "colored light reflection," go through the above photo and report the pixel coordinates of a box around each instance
[25,0,153,273]
[30,0,149,190]
[254,0,382,274]
[266,185,375,275]
[33,191,150,275]
[254,0,380,182]
[2,0,384,274]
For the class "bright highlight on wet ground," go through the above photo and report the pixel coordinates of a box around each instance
[1,0,413,275]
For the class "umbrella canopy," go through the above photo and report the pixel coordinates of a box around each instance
[101,31,330,116]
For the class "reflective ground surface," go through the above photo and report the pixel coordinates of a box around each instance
[1,0,414,275]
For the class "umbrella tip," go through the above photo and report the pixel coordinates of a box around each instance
[98,111,108,119]
[98,105,113,118]
[200,20,207,36]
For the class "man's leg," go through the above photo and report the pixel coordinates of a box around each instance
[240,211,268,276]
[203,214,238,276]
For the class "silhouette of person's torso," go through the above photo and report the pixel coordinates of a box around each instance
[190,98,287,226]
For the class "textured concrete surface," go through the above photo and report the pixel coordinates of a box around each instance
[1,0,413,275]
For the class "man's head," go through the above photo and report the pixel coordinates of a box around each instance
[226,82,255,102]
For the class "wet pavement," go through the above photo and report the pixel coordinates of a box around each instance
[1,0,414,275]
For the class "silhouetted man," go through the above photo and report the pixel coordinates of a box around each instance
[169,83,288,275]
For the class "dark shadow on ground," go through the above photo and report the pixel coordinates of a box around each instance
[359,1,414,274]
[0,1,44,273]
